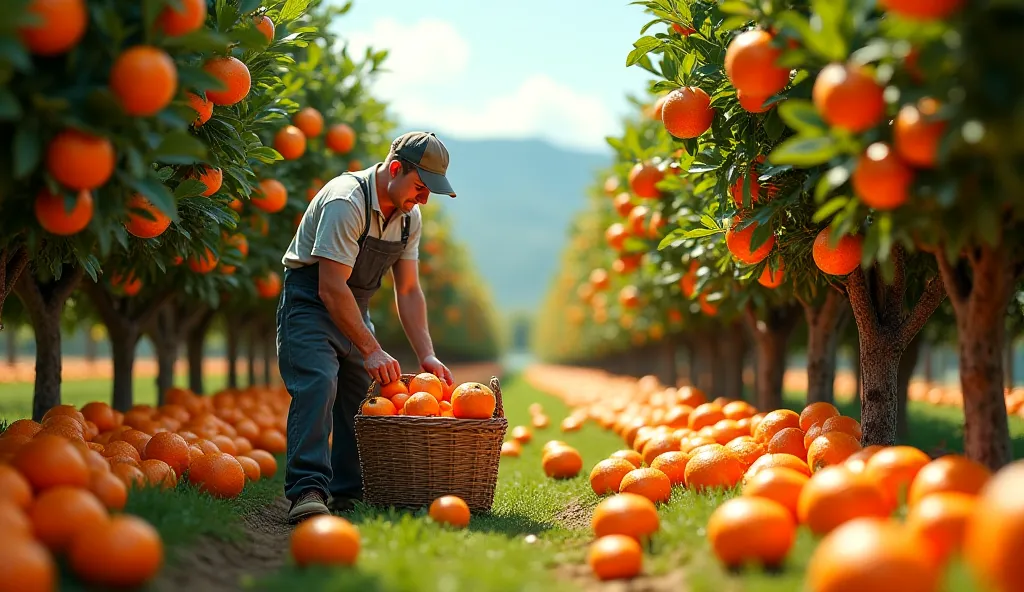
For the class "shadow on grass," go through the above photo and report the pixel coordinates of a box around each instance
[341,500,555,538]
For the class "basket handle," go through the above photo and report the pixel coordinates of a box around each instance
[489,376,505,419]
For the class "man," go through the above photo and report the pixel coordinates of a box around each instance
[277,131,457,523]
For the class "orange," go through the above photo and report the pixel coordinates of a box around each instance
[35,188,93,235]
[767,427,807,459]
[242,449,277,479]
[641,434,679,465]
[610,449,643,468]
[0,536,56,591]
[410,373,445,401]
[588,534,643,580]
[326,123,356,154]
[0,465,33,509]
[724,29,790,97]
[591,492,660,541]
[88,470,128,510]
[707,496,795,568]
[404,393,440,417]
[428,495,471,528]
[143,431,190,477]
[661,86,714,139]
[17,0,87,55]
[450,382,496,418]
[758,259,785,288]
[906,491,976,567]
[236,455,261,482]
[649,451,689,486]
[274,125,307,160]
[251,178,287,213]
[253,14,275,43]
[753,409,800,444]
[293,107,324,137]
[812,63,886,133]
[47,129,116,191]
[69,514,164,587]
[721,400,755,420]
[390,393,410,412]
[203,56,251,106]
[742,466,809,520]
[124,193,172,239]
[844,444,885,473]
[110,46,178,116]
[799,402,839,432]
[724,438,765,470]
[157,0,207,36]
[628,162,663,199]
[196,165,222,196]
[863,445,931,507]
[812,226,863,276]
[878,0,964,20]
[618,467,671,503]
[852,142,913,210]
[737,90,773,113]
[380,381,409,400]
[726,218,775,264]
[500,441,521,457]
[807,432,862,473]
[139,459,176,489]
[908,455,991,507]
[542,446,583,479]
[29,485,109,552]
[254,272,281,299]
[360,397,397,416]
[290,515,360,566]
[797,465,892,535]
[0,499,31,537]
[2,419,42,439]
[688,402,725,431]
[894,98,945,168]
[684,446,745,491]
[188,452,245,498]
[13,434,90,491]
[964,460,1024,592]
[186,92,213,127]
[820,415,862,440]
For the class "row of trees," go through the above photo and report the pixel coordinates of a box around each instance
[535,0,1024,470]
[1,0,500,420]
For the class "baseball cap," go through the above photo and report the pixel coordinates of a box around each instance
[392,131,457,197]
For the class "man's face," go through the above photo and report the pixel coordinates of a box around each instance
[387,162,430,213]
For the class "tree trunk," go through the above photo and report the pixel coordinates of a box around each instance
[186,309,214,395]
[659,339,677,388]
[84,326,97,364]
[745,304,801,412]
[1004,337,1015,390]
[109,329,137,412]
[225,314,240,389]
[921,340,933,384]
[0,246,30,332]
[802,290,849,405]
[715,323,746,400]
[246,325,258,387]
[936,244,1016,470]
[13,265,83,421]
[6,327,16,366]
[897,333,923,439]
[153,338,176,405]
[851,345,861,401]
[694,335,715,394]
[858,336,901,446]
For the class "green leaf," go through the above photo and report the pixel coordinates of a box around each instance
[812,196,850,223]
[278,0,312,22]
[700,214,720,231]
[658,228,688,250]
[0,89,21,120]
[683,227,724,239]
[768,136,839,167]
[719,1,754,16]
[777,100,827,135]
[151,132,208,165]
[119,172,178,220]
[12,123,40,179]
[627,36,664,67]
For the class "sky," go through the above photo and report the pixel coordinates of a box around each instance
[332,0,656,154]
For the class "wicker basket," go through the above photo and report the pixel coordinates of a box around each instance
[353,374,508,512]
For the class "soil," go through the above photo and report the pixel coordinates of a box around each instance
[554,563,687,591]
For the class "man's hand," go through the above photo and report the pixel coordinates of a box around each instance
[420,354,453,386]
[365,347,401,385]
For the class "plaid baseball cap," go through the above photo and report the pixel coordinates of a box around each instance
[392,131,456,197]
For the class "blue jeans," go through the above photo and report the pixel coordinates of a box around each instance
[277,267,372,502]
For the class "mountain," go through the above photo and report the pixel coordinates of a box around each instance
[415,136,612,313]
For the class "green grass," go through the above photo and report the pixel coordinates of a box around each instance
[254,375,1022,592]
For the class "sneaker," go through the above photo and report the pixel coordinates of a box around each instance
[288,489,329,524]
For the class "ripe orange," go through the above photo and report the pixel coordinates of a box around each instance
[812,226,863,276]
[293,106,324,137]
[0,465,33,509]
[242,449,277,479]
[737,90,773,113]
[724,438,764,470]
[274,125,307,160]
[649,451,689,485]
[807,517,939,592]
[253,14,275,43]
[0,498,32,538]
[906,491,976,567]
[742,466,809,520]
[380,380,408,400]
[143,431,190,477]
[879,0,964,20]
[110,46,178,116]
[863,445,931,507]
[326,123,356,153]
[35,188,93,235]
[124,194,172,239]
[29,486,109,552]
[69,514,164,587]
[618,467,671,503]
[360,397,397,416]
[745,454,812,485]
[684,446,746,491]
[13,434,90,490]
[588,534,643,580]
[661,86,714,139]
[46,130,116,191]
[852,142,913,210]
[251,178,287,213]
[812,63,886,133]
[0,535,56,591]
[767,427,808,459]
[404,392,440,417]
[543,446,583,479]
[605,223,628,251]
[236,455,261,482]
[88,470,128,510]
[964,460,1024,592]
[807,431,862,473]
[799,402,839,432]
[707,496,795,568]
[591,492,660,541]
[820,415,862,440]
[628,162,664,198]
[17,0,87,56]
[500,441,521,457]
[894,98,945,168]
[188,452,245,498]
[187,247,219,274]
[186,93,213,127]
[844,445,885,474]
[254,272,281,299]
[196,166,223,196]
[157,0,207,36]
[139,459,176,489]
[609,449,643,469]
[688,402,725,431]
[724,29,790,97]
[908,455,991,507]
[725,218,774,265]
[797,465,892,535]
[203,56,251,106]
[290,515,360,566]
[758,259,785,288]
[450,382,496,419]
[753,409,800,444]
[428,495,471,528]
[409,373,445,401]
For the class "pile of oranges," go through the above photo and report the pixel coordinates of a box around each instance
[359,373,497,419]
[907,379,1024,420]
[524,365,1024,591]
[0,384,288,589]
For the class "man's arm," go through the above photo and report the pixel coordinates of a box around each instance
[393,259,452,385]
[317,257,401,384]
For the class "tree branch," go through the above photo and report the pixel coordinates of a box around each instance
[743,303,764,335]
[934,248,967,314]
[1,247,29,305]
[896,275,947,348]
[845,267,880,339]
[81,279,122,332]
[138,290,177,329]
[13,266,45,316]
[53,265,85,303]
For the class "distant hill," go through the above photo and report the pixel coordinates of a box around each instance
[409,135,612,313]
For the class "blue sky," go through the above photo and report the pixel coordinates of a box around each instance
[333,0,656,154]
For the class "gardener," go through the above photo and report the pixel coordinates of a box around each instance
[277,131,457,523]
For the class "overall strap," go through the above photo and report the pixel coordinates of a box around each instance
[349,172,373,246]
[401,214,410,246]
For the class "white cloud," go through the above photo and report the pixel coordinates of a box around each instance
[344,18,618,153]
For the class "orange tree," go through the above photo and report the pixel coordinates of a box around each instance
[625,0,1024,467]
